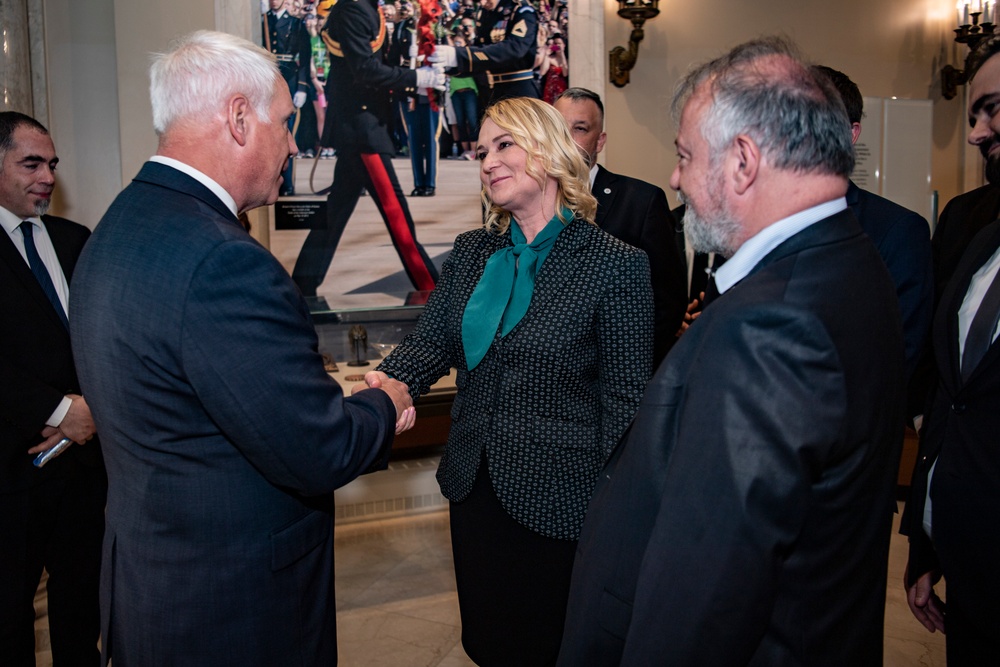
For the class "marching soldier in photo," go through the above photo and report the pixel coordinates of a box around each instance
[263,0,311,195]
[431,0,540,111]
[291,0,444,298]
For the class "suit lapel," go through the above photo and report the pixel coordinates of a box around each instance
[592,165,619,228]
[520,218,588,319]
[938,219,1000,390]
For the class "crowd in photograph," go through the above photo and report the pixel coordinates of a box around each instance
[264,0,569,161]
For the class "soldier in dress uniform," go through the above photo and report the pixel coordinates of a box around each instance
[431,0,540,112]
[291,0,444,298]
[263,0,311,195]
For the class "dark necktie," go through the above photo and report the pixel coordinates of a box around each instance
[20,221,69,329]
[962,268,1000,382]
[702,271,720,307]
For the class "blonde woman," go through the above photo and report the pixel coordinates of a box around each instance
[372,97,653,665]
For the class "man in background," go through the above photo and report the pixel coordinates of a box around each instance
[902,36,1000,662]
[264,0,310,195]
[816,65,933,377]
[0,111,104,666]
[292,0,443,298]
[554,87,687,365]
[70,31,414,664]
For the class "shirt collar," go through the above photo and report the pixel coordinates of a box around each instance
[589,164,599,190]
[0,205,40,235]
[715,197,847,294]
[149,155,239,218]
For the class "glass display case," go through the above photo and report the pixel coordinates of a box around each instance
[307,297,454,453]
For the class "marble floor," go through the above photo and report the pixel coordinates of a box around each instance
[34,499,945,666]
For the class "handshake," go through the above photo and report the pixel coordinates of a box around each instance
[352,371,416,434]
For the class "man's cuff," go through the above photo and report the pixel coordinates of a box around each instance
[46,396,73,428]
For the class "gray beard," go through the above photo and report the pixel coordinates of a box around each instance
[34,199,50,216]
[679,191,740,257]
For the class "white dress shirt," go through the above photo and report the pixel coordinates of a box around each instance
[714,198,847,294]
[150,156,239,218]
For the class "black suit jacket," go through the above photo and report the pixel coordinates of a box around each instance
[903,219,1000,629]
[593,165,687,366]
[558,210,905,666]
[71,162,397,665]
[0,214,101,491]
[379,218,653,539]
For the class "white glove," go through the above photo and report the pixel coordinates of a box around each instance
[428,44,458,69]
[293,91,307,108]
[416,65,447,91]
[409,41,419,60]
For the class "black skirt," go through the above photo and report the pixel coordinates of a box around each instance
[449,453,578,666]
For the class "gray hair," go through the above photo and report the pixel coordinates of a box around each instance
[672,36,854,177]
[150,30,280,135]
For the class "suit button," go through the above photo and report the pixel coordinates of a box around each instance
[952,403,966,414]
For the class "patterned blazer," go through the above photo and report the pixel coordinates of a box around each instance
[379,218,653,539]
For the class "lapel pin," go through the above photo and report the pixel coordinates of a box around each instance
[603,188,611,194]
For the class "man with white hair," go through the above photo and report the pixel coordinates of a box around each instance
[558,37,905,665]
[70,30,414,665]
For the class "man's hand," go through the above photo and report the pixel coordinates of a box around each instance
[675,293,704,338]
[58,395,96,443]
[905,565,946,633]
[28,425,73,455]
[415,65,447,91]
[428,44,457,69]
[27,394,96,454]
[293,91,307,108]
[352,371,416,434]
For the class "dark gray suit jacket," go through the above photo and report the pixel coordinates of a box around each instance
[593,165,687,366]
[379,218,653,539]
[558,210,905,666]
[70,162,397,665]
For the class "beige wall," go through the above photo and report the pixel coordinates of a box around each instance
[596,0,977,216]
[41,0,253,229]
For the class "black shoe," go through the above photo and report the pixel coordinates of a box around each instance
[423,187,435,196]
[410,188,422,197]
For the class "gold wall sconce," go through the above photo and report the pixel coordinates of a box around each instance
[609,0,660,88]
[942,0,996,99]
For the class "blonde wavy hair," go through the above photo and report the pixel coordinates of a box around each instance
[479,97,598,234]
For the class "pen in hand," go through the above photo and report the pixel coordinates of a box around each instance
[34,437,73,468]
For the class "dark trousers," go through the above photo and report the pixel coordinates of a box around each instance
[406,98,441,189]
[449,454,577,667]
[281,113,297,196]
[451,89,478,144]
[292,150,439,296]
[0,471,106,666]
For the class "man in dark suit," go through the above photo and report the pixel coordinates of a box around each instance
[817,66,934,377]
[902,38,1000,663]
[431,0,541,110]
[0,111,104,666]
[557,37,905,666]
[292,0,442,298]
[69,31,414,665]
[554,87,687,365]
[264,0,310,195]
